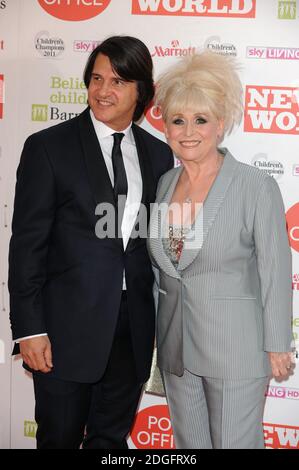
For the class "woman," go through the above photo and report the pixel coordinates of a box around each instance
[147,51,294,449]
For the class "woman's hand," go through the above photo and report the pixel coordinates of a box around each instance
[268,352,294,378]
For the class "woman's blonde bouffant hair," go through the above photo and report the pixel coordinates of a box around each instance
[155,51,243,136]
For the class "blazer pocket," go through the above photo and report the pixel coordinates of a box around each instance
[159,288,167,295]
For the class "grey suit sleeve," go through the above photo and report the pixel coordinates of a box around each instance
[253,176,293,352]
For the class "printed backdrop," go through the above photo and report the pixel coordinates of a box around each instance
[0,0,299,449]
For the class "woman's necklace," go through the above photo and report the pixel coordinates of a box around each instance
[183,154,223,204]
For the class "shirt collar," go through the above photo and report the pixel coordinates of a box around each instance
[90,109,134,144]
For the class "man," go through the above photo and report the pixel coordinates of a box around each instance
[8,36,173,449]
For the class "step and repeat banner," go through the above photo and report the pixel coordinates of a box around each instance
[0,0,299,449]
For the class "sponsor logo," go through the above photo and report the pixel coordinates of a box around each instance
[205,36,237,56]
[293,164,299,176]
[145,100,164,133]
[0,40,4,51]
[35,31,65,58]
[132,0,256,17]
[292,316,299,342]
[151,39,196,58]
[266,386,299,400]
[0,1,6,10]
[130,405,175,449]
[0,75,4,119]
[247,46,299,60]
[251,153,284,180]
[286,203,299,252]
[24,420,37,438]
[32,104,48,122]
[264,423,299,448]
[73,39,100,53]
[293,274,299,290]
[38,0,111,21]
[32,76,87,123]
[278,1,296,19]
[244,86,299,134]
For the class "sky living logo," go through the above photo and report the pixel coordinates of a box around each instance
[38,0,111,21]
[24,420,37,438]
[264,423,299,448]
[247,46,299,60]
[266,385,299,400]
[132,0,256,17]
[73,40,100,53]
[0,75,4,119]
[244,86,299,134]
[278,1,296,19]
[151,40,196,58]
[130,405,175,449]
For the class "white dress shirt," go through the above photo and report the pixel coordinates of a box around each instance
[17,110,143,342]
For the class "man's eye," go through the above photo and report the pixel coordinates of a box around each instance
[114,79,124,86]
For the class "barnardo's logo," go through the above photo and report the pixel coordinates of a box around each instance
[35,31,65,58]
[32,104,48,122]
[247,46,299,60]
[251,153,284,180]
[38,0,111,21]
[264,423,299,448]
[130,405,175,449]
[204,36,237,56]
[132,0,256,17]
[286,203,299,253]
[24,420,37,438]
[244,86,299,134]
[31,76,87,122]
[73,39,100,53]
[151,40,196,58]
[278,1,296,19]
[0,75,4,119]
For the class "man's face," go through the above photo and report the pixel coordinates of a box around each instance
[88,53,138,131]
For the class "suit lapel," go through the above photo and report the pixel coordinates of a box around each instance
[149,167,182,279]
[126,125,155,252]
[178,149,238,271]
[78,108,115,207]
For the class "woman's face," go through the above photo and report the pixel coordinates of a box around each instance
[164,109,224,163]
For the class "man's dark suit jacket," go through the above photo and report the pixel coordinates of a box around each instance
[8,107,173,383]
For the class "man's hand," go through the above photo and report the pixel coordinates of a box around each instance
[19,336,53,373]
[268,352,294,378]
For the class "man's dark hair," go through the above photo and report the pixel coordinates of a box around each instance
[84,36,154,122]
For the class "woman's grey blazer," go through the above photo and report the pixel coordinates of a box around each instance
[148,149,293,380]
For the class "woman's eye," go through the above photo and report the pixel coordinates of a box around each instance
[172,118,184,125]
[196,117,207,124]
